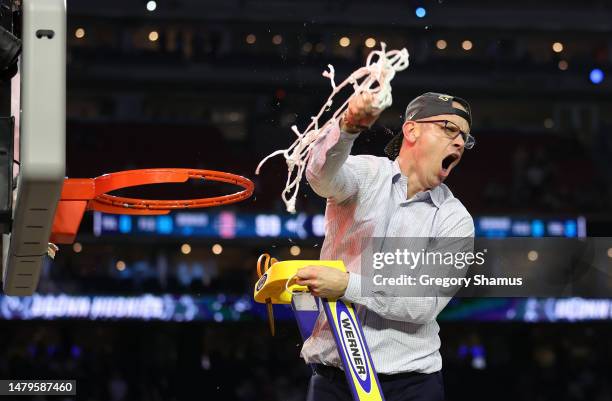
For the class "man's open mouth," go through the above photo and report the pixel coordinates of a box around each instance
[440,153,460,176]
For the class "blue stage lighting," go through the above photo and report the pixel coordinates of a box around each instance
[415,7,427,18]
[590,68,604,84]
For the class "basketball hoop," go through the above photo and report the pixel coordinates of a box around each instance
[51,168,254,244]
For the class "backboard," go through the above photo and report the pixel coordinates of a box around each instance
[1,0,65,296]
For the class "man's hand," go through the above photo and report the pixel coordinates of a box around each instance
[340,92,383,134]
[295,265,350,299]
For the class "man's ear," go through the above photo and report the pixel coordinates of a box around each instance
[402,121,418,144]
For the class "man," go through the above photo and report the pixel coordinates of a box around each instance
[296,92,476,401]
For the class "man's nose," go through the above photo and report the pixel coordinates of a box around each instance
[452,133,465,149]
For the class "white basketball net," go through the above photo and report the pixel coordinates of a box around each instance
[255,43,410,213]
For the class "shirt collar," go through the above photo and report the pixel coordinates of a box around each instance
[391,159,447,208]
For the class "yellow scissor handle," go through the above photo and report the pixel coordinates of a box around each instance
[256,253,279,278]
[256,253,269,278]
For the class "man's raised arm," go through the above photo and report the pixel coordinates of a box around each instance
[305,92,382,203]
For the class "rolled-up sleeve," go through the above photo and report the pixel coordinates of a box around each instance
[305,121,361,204]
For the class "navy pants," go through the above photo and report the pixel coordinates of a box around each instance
[306,365,445,401]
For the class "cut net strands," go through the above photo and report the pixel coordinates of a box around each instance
[255,43,409,213]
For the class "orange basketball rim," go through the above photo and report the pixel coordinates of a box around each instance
[51,168,254,244]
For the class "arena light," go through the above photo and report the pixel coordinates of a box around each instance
[607,248,612,258]
[552,42,563,53]
[462,40,473,51]
[365,37,376,48]
[589,68,604,84]
[543,118,554,129]
[246,34,256,45]
[415,7,427,18]
[181,243,191,255]
[339,36,350,47]
[471,345,487,370]
[116,260,126,271]
[74,28,85,39]
[302,42,312,52]
[558,60,568,71]
[148,31,159,42]
[436,39,447,50]
[72,242,82,253]
[290,245,301,256]
[272,34,283,45]
[146,1,157,11]
[527,251,538,262]
[212,244,223,255]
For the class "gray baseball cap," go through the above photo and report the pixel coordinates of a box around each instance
[384,92,472,160]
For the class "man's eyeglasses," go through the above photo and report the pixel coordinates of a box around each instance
[414,119,475,150]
